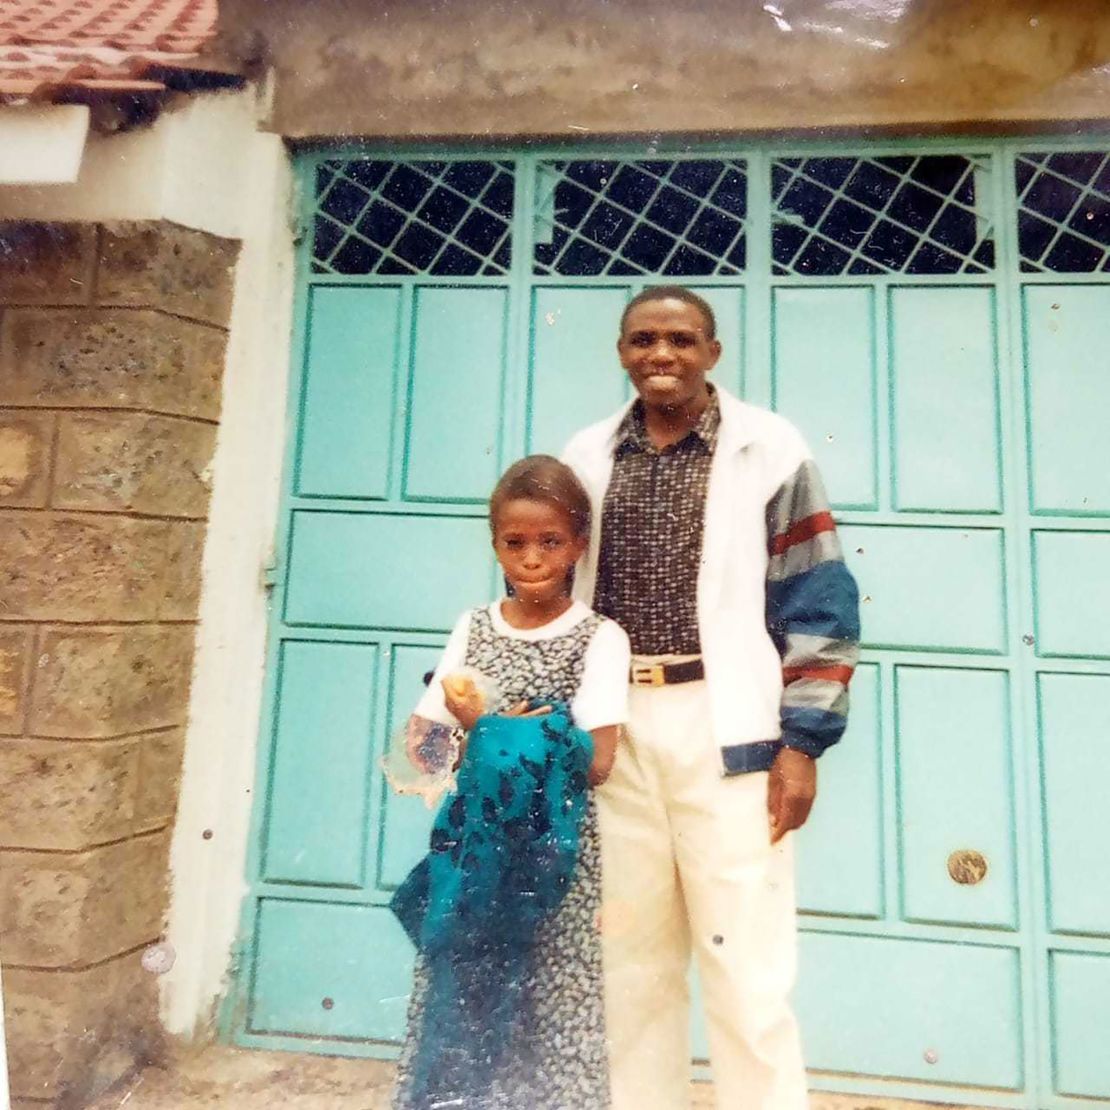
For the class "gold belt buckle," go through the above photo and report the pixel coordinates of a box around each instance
[631,661,666,687]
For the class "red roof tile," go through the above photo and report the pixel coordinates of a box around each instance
[0,0,218,100]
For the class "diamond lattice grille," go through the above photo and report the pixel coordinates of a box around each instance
[312,160,514,276]
[533,159,747,276]
[1015,151,1110,273]
[771,155,995,276]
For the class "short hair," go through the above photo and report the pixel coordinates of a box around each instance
[619,285,717,339]
[489,455,591,538]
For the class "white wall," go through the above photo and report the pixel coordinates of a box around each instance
[0,86,297,1037]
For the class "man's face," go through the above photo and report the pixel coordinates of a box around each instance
[617,298,722,413]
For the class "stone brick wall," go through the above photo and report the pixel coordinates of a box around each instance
[0,221,238,1108]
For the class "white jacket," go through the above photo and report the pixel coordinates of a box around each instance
[563,386,857,773]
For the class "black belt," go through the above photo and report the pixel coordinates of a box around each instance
[629,658,705,687]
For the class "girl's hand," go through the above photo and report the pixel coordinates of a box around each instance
[500,701,552,719]
[442,674,484,732]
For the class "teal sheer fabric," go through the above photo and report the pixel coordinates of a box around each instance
[391,703,593,1107]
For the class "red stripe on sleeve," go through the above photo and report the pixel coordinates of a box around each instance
[771,511,837,556]
[782,664,855,686]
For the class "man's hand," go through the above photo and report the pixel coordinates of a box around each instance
[767,747,817,845]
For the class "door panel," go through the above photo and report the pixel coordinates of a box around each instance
[771,286,877,511]
[889,286,1002,513]
[1051,951,1110,1098]
[405,286,508,501]
[840,525,1007,653]
[796,663,883,919]
[297,286,400,499]
[262,641,379,887]
[1038,673,1110,937]
[798,933,1023,1089]
[895,666,1017,929]
[284,511,493,631]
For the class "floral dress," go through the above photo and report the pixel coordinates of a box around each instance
[392,607,610,1110]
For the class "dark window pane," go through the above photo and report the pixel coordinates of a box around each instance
[417,187,470,234]
[433,244,483,276]
[802,157,856,190]
[772,223,809,270]
[344,161,391,191]
[456,210,507,256]
[1017,210,1057,266]
[320,177,369,225]
[647,186,701,235]
[887,183,944,233]
[863,219,917,269]
[381,164,433,210]
[794,236,850,275]
[843,163,901,210]
[687,208,743,256]
[623,224,677,270]
[313,217,344,265]
[558,237,609,275]
[818,198,874,250]
[668,160,724,195]
[662,243,716,276]
[356,201,406,249]
[442,161,496,196]
[906,242,962,275]
[1047,151,1105,186]
[1044,233,1104,272]
[581,204,636,249]
[331,238,383,274]
[392,223,444,269]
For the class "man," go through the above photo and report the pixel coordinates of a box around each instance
[562,285,860,1110]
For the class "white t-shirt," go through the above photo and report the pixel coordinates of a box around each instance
[413,600,631,733]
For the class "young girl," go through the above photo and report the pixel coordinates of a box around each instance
[391,455,630,1110]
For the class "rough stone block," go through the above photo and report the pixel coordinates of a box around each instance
[28,625,195,739]
[134,727,185,832]
[0,309,225,421]
[52,411,216,517]
[0,223,95,307]
[0,411,53,508]
[0,738,140,850]
[4,951,157,1102]
[98,222,240,328]
[0,627,32,735]
[157,521,207,620]
[0,512,173,622]
[0,830,170,967]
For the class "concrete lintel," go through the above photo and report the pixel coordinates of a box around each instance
[0,105,90,185]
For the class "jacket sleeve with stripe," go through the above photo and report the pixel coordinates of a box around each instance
[764,458,861,759]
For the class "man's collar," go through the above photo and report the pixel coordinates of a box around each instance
[614,386,721,455]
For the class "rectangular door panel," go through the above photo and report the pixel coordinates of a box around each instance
[297,286,401,499]
[1033,530,1110,659]
[262,641,378,887]
[841,526,1007,653]
[528,286,631,456]
[796,663,882,919]
[378,643,443,890]
[772,287,877,511]
[895,666,1016,929]
[249,899,412,1040]
[1024,285,1110,514]
[1038,673,1110,936]
[284,511,493,632]
[797,933,1023,1089]
[405,286,508,501]
[890,286,1001,513]
[1051,951,1110,1097]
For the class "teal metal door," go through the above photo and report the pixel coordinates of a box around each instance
[232,140,1110,1109]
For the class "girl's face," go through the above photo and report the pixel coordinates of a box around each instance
[492,498,587,607]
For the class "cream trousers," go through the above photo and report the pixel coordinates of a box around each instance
[597,680,809,1110]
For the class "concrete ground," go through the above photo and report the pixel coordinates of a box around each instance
[87,1045,962,1109]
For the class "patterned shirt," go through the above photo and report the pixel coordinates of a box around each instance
[593,389,720,655]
